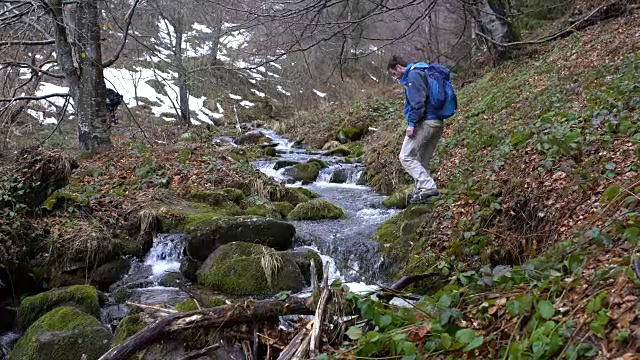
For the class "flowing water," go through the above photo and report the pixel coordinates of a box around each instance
[0,129,401,357]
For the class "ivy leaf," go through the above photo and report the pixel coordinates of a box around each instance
[566,253,584,273]
[440,333,452,349]
[375,314,392,329]
[455,328,476,344]
[536,300,555,320]
[462,335,484,352]
[506,298,524,316]
[438,294,452,308]
[346,326,362,340]
[623,227,639,245]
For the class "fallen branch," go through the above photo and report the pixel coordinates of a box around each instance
[99,296,315,360]
[310,265,331,357]
[277,327,310,360]
[377,273,435,302]
[125,301,177,313]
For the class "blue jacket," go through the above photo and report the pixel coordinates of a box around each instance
[400,62,437,126]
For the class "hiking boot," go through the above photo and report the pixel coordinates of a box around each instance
[409,188,440,204]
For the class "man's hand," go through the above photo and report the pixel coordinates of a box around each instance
[406,126,416,139]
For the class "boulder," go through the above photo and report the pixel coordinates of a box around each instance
[188,188,245,206]
[288,200,345,221]
[306,158,329,169]
[329,168,350,184]
[196,242,306,296]
[111,314,145,346]
[263,146,277,157]
[283,162,321,182]
[274,160,299,170]
[180,256,201,281]
[10,307,112,360]
[17,285,100,331]
[325,146,351,157]
[322,140,341,151]
[336,126,366,144]
[293,187,319,199]
[235,131,270,145]
[286,249,324,286]
[185,216,295,261]
[90,258,131,291]
[383,186,415,209]
[273,202,295,218]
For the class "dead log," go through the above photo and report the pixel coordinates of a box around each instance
[377,273,434,302]
[277,328,310,360]
[310,265,331,357]
[98,296,315,360]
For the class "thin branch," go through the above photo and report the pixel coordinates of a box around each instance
[0,39,55,46]
[102,0,141,67]
[0,93,69,102]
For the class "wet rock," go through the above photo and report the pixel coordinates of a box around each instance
[383,186,415,209]
[325,146,351,157]
[90,258,131,291]
[235,130,270,145]
[180,256,201,281]
[286,248,324,286]
[185,216,295,261]
[336,126,366,144]
[263,146,277,157]
[283,162,321,182]
[158,272,186,287]
[10,307,112,360]
[329,168,350,183]
[306,158,329,169]
[274,160,299,170]
[17,285,100,331]
[322,140,341,151]
[287,200,345,220]
[196,242,306,296]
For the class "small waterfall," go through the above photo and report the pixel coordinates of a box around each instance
[143,233,185,278]
[317,166,363,185]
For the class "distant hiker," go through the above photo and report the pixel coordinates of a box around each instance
[387,55,457,204]
[105,88,124,125]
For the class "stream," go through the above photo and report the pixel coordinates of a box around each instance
[1,129,400,357]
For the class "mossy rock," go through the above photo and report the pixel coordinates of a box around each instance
[158,272,186,287]
[175,297,226,312]
[274,160,299,170]
[17,285,100,331]
[273,202,295,217]
[156,206,188,232]
[375,205,432,270]
[10,307,112,360]
[306,158,329,169]
[90,258,131,291]
[325,146,351,157]
[263,146,277,157]
[287,200,345,221]
[294,187,319,199]
[235,131,270,145]
[196,242,306,296]
[42,191,90,213]
[383,186,415,209]
[336,126,366,144]
[273,188,310,206]
[184,216,295,261]
[245,204,281,218]
[283,162,321,182]
[112,314,144,346]
[188,188,245,206]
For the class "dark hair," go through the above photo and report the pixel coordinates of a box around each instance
[387,55,408,70]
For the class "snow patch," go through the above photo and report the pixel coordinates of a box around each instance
[276,86,291,96]
[239,100,255,108]
[229,93,242,100]
[313,89,327,98]
[251,89,265,97]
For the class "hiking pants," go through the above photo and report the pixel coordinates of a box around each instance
[399,119,444,192]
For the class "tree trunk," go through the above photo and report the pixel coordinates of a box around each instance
[477,0,515,63]
[174,22,190,126]
[75,0,111,152]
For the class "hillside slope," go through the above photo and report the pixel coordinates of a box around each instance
[272,11,640,359]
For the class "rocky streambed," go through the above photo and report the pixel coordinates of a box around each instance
[0,129,401,359]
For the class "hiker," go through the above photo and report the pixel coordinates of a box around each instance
[105,88,124,125]
[387,55,457,204]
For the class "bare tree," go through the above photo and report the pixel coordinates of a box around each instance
[0,0,140,153]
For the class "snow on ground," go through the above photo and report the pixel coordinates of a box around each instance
[313,89,327,97]
[251,89,265,97]
[276,85,291,96]
[239,100,254,108]
[229,94,242,100]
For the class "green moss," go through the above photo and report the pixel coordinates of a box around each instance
[273,202,295,217]
[10,307,112,360]
[264,147,277,157]
[112,314,144,346]
[293,187,319,199]
[325,146,351,157]
[245,204,281,218]
[336,126,366,143]
[183,202,244,228]
[287,200,345,220]
[196,242,306,296]
[42,191,89,212]
[383,186,414,209]
[189,189,244,206]
[112,287,132,304]
[17,285,100,330]
[157,206,188,232]
[306,158,329,169]
[175,297,226,312]
[285,162,321,182]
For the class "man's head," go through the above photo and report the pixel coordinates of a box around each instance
[387,55,408,80]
